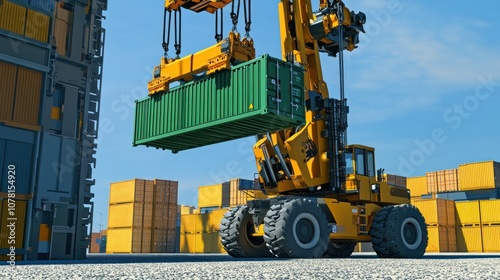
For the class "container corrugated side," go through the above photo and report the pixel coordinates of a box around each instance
[109,179,145,204]
[440,169,459,192]
[25,9,50,42]
[479,200,500,224]
[0,200,26,249]
[0,61,17,123]
[0,1,26,36]
[446,200,456,227]
[13,66,43,128]
[447,226,457,252]
[458,161,500,190]
[198,184,223,208]
[133,55,305,152]
[455,200,481,225]
[210,208,228,231]
[457,226,483,252]
[426,172,439,194]
[426,226,448,252]
[385,174,407,188]
[106,228,132,253]
[108,203,134,228]
[412,199,448,226]
[482,226,500,252]
[0,127,36,195]
[407,176,428,197]
[180,214,199,234]
[140,228,152,253]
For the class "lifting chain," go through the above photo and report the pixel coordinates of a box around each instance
[214,8,223,42]
[162,8,182,58]
[230,0,252,37]
[242,0,251,38]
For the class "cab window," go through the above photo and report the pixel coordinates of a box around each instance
[345,151,353,174]
[367,151,375,177]
[355,148,365,175]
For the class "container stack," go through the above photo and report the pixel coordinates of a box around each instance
[407,176,428,198]
[106,179,178,254]
[179,178,267,253]
[479,200,500,252]
[455,201,483,252]
[426,169,459,194]
[0,0,107,260]
[412,199,456,252]
[179,209,228,253]
[408,160,500,252]
[384,174,407,188]
[89,230,107,253]
[198,178,265,210]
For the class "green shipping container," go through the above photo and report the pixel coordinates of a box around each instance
[133,54,306,152]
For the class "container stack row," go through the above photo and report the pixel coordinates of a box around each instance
[198,178,266,209]
[0,0,107,260]
[179,209,228,253]
[179,178,266,253]
[106,179,178,254]
[412,199,457,252]
[408,161,500,198]
[455,200,500,252]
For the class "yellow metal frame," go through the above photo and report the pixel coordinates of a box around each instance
[165,0,232,13]
[148,32,254,95]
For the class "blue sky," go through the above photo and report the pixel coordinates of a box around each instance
[91,0,500,230]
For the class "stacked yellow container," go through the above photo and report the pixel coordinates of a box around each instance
[411,199,456,252]
[106,179,178,254]
[479,200,500,252]
[179,209,228,254]
[426,169,459,194]
[407,176,428,198]
[455,201,483,252]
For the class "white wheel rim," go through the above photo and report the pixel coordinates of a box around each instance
[292,212,320,250]
[401,217,422,250]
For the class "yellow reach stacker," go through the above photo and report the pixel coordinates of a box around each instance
[136,0,428,259]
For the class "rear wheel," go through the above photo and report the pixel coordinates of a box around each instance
[219,205,271,258]
[370,204,427,258]
[323,241,357,258]
[264,198,329,258]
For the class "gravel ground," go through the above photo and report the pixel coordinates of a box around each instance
[2,253,500,279]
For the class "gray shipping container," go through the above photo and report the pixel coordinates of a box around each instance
[36,133,78,196]
[0,125,37,195]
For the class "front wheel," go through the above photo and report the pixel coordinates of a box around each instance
[370,204,428,258]
[219,205,271,258]
[264,198,329,258]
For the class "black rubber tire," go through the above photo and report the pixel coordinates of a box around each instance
[264,198,329,258]
[323,241,357,258]
[370,204,428,258]
[219,205,271,258]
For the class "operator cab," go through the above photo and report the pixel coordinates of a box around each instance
[345,144,377,191]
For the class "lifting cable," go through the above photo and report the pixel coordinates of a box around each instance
[242,0,251,37]
[230,0,252,37]
[230,0,241,32]
[162,8,171,56]
[174,9,182,58]
[214,8,223,42]
[162,8,182,58]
